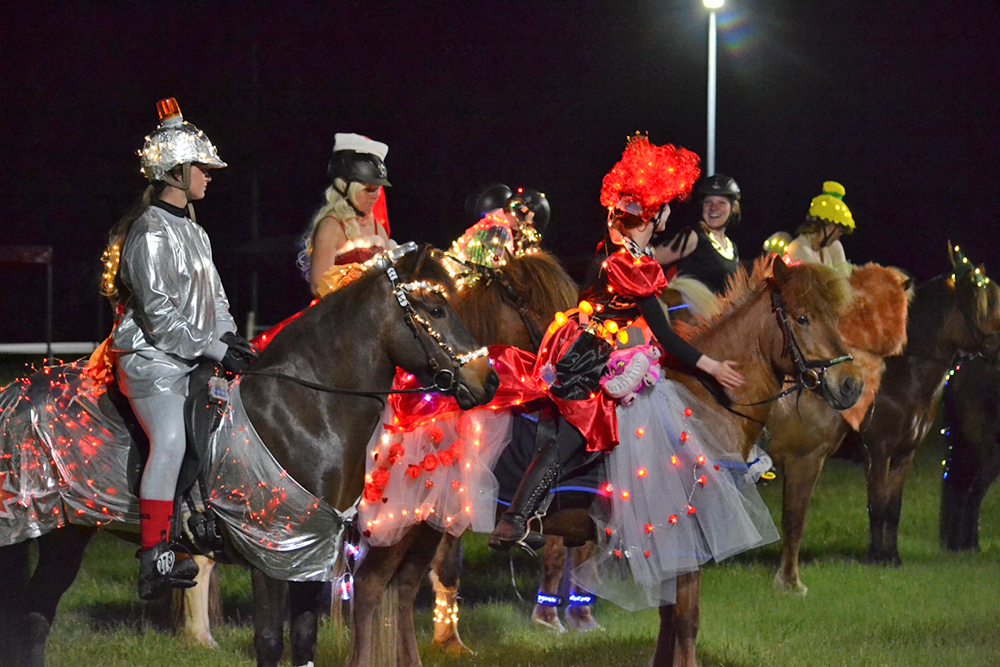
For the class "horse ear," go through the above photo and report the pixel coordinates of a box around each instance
[947,240,956,269]
[772,254,790,284]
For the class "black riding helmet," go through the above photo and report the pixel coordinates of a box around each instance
[507,188,551,236]
[327,150,391,189]
[699,174,740,200]
[464,183,513,222]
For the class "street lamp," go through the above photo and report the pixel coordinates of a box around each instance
[703,0,724,176]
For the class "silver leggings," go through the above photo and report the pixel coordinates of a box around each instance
[129,392,187,501]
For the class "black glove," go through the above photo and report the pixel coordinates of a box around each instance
[220,331,259,374]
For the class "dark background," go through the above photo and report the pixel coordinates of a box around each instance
[2,1,997,343]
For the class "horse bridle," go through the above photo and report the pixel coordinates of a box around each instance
[245,249,487,400]
[383,262,488,394]
[704,283,853,421]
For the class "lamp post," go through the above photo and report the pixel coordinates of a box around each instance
[703,0,724,177]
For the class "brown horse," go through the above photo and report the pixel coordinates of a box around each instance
[939,353,1000,551]
[0,246,498,667]
[764,263,912,593]
[850,245,1000,566]
[355,256,864,667]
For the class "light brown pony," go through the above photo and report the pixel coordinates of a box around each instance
[766,263,912,593]
[361,256,864,667]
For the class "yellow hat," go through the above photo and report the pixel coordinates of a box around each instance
[807,181,854,231]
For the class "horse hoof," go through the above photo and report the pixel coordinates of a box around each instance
[772,571,808,596]
[434,635,476,656]
[565,606,602,632]
[530,606,566,633]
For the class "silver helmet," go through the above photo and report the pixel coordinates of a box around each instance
[139,98,227,182]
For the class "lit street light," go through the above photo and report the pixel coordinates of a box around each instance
[703,0,724,176]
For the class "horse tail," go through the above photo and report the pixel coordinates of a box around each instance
[371,581,399,667]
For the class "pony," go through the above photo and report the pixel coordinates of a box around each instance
[0,245,498,667]
[351,256,865,667]
[851,244,1000,566]
[939,352,1000,552]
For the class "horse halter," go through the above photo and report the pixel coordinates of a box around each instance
[770,287,852,392]
[384,264,488,394]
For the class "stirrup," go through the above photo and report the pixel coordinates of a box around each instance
[513,515,547,556]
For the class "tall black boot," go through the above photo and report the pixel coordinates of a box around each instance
[488,438,564,552]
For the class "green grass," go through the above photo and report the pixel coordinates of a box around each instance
[27,436,1000,666]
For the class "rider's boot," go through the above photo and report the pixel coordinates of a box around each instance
[488,438,562,552]
[137,539,199,600]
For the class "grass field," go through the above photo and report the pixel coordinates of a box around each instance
[5,357,1000,666]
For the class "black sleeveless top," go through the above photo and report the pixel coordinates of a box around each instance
[671,227,740,295]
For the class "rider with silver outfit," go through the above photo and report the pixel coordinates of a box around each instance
[103,98,257,600]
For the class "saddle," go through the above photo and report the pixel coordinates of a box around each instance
[98,361,228,553]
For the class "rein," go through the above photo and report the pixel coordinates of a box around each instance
[702,282,852,422]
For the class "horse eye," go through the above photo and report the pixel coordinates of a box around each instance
[429,306,446,319]
[796,315,809,326]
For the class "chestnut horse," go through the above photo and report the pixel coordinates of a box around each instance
[0,246,498,667]
[355,256,864,667]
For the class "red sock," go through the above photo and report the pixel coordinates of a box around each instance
[139,498,174,549]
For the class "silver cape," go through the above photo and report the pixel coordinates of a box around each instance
[0,363,348,582]
[112,205,236,398]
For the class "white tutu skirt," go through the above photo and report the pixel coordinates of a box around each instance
[357,407,512,547]
[571,379,778,610]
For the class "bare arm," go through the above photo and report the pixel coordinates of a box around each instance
[309,216,348,295]
[655,229,698,266]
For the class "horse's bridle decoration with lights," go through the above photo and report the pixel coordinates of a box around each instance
[246,245,487,400]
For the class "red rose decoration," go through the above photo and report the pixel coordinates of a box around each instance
[363,483,381,503]
[451,479,461,489]
[429,425,445,444]
[425,480,435,489]
[421,453,439,472]
[371,465,390,490]
[405,464,422,480]
[438,450,454,466]
[388,443,405,466]
[449,439,465,461]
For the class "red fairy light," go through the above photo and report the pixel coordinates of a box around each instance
[644,550,651,558]
[613,549,622,559]
[637,467,647,478]
[671,455,680,466]
[644,523,653,533]
[605,527,613,536]
[635,427,645,437]
[668,514,678,524]
[620,490,630,500]
[686,505,696,514]
[683,407,693,417]
[696,455,706,466]
[697,474,707,485]
[679,431,689,443]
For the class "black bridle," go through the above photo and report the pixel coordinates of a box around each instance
[246,248,487,402]
[703,283,852,422]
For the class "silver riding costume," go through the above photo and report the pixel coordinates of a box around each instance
[112,202,236,398]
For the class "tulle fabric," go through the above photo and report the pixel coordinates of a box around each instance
[571,379,778,610]
[357,407,512,546]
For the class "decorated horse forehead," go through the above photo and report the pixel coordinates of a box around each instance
[950,244,991,288]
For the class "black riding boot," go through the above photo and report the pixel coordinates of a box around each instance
[488,438,563,551]
[137,540,199,600]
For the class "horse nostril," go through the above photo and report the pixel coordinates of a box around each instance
[486,370,500,394]
[842,376,862,396]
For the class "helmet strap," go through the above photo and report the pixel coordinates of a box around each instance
[161,163,192,191]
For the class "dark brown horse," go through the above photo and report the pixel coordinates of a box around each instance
[0,246,498,667]
[939,353,1000,551]
[850,245,1000,565]
[356,256,865,667]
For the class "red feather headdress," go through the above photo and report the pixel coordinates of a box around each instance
[599,134,701,221]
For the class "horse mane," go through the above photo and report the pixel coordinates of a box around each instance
[455,250,578,348]
[675,256,854,343]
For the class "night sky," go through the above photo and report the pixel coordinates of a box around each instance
[2,1,997,343]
